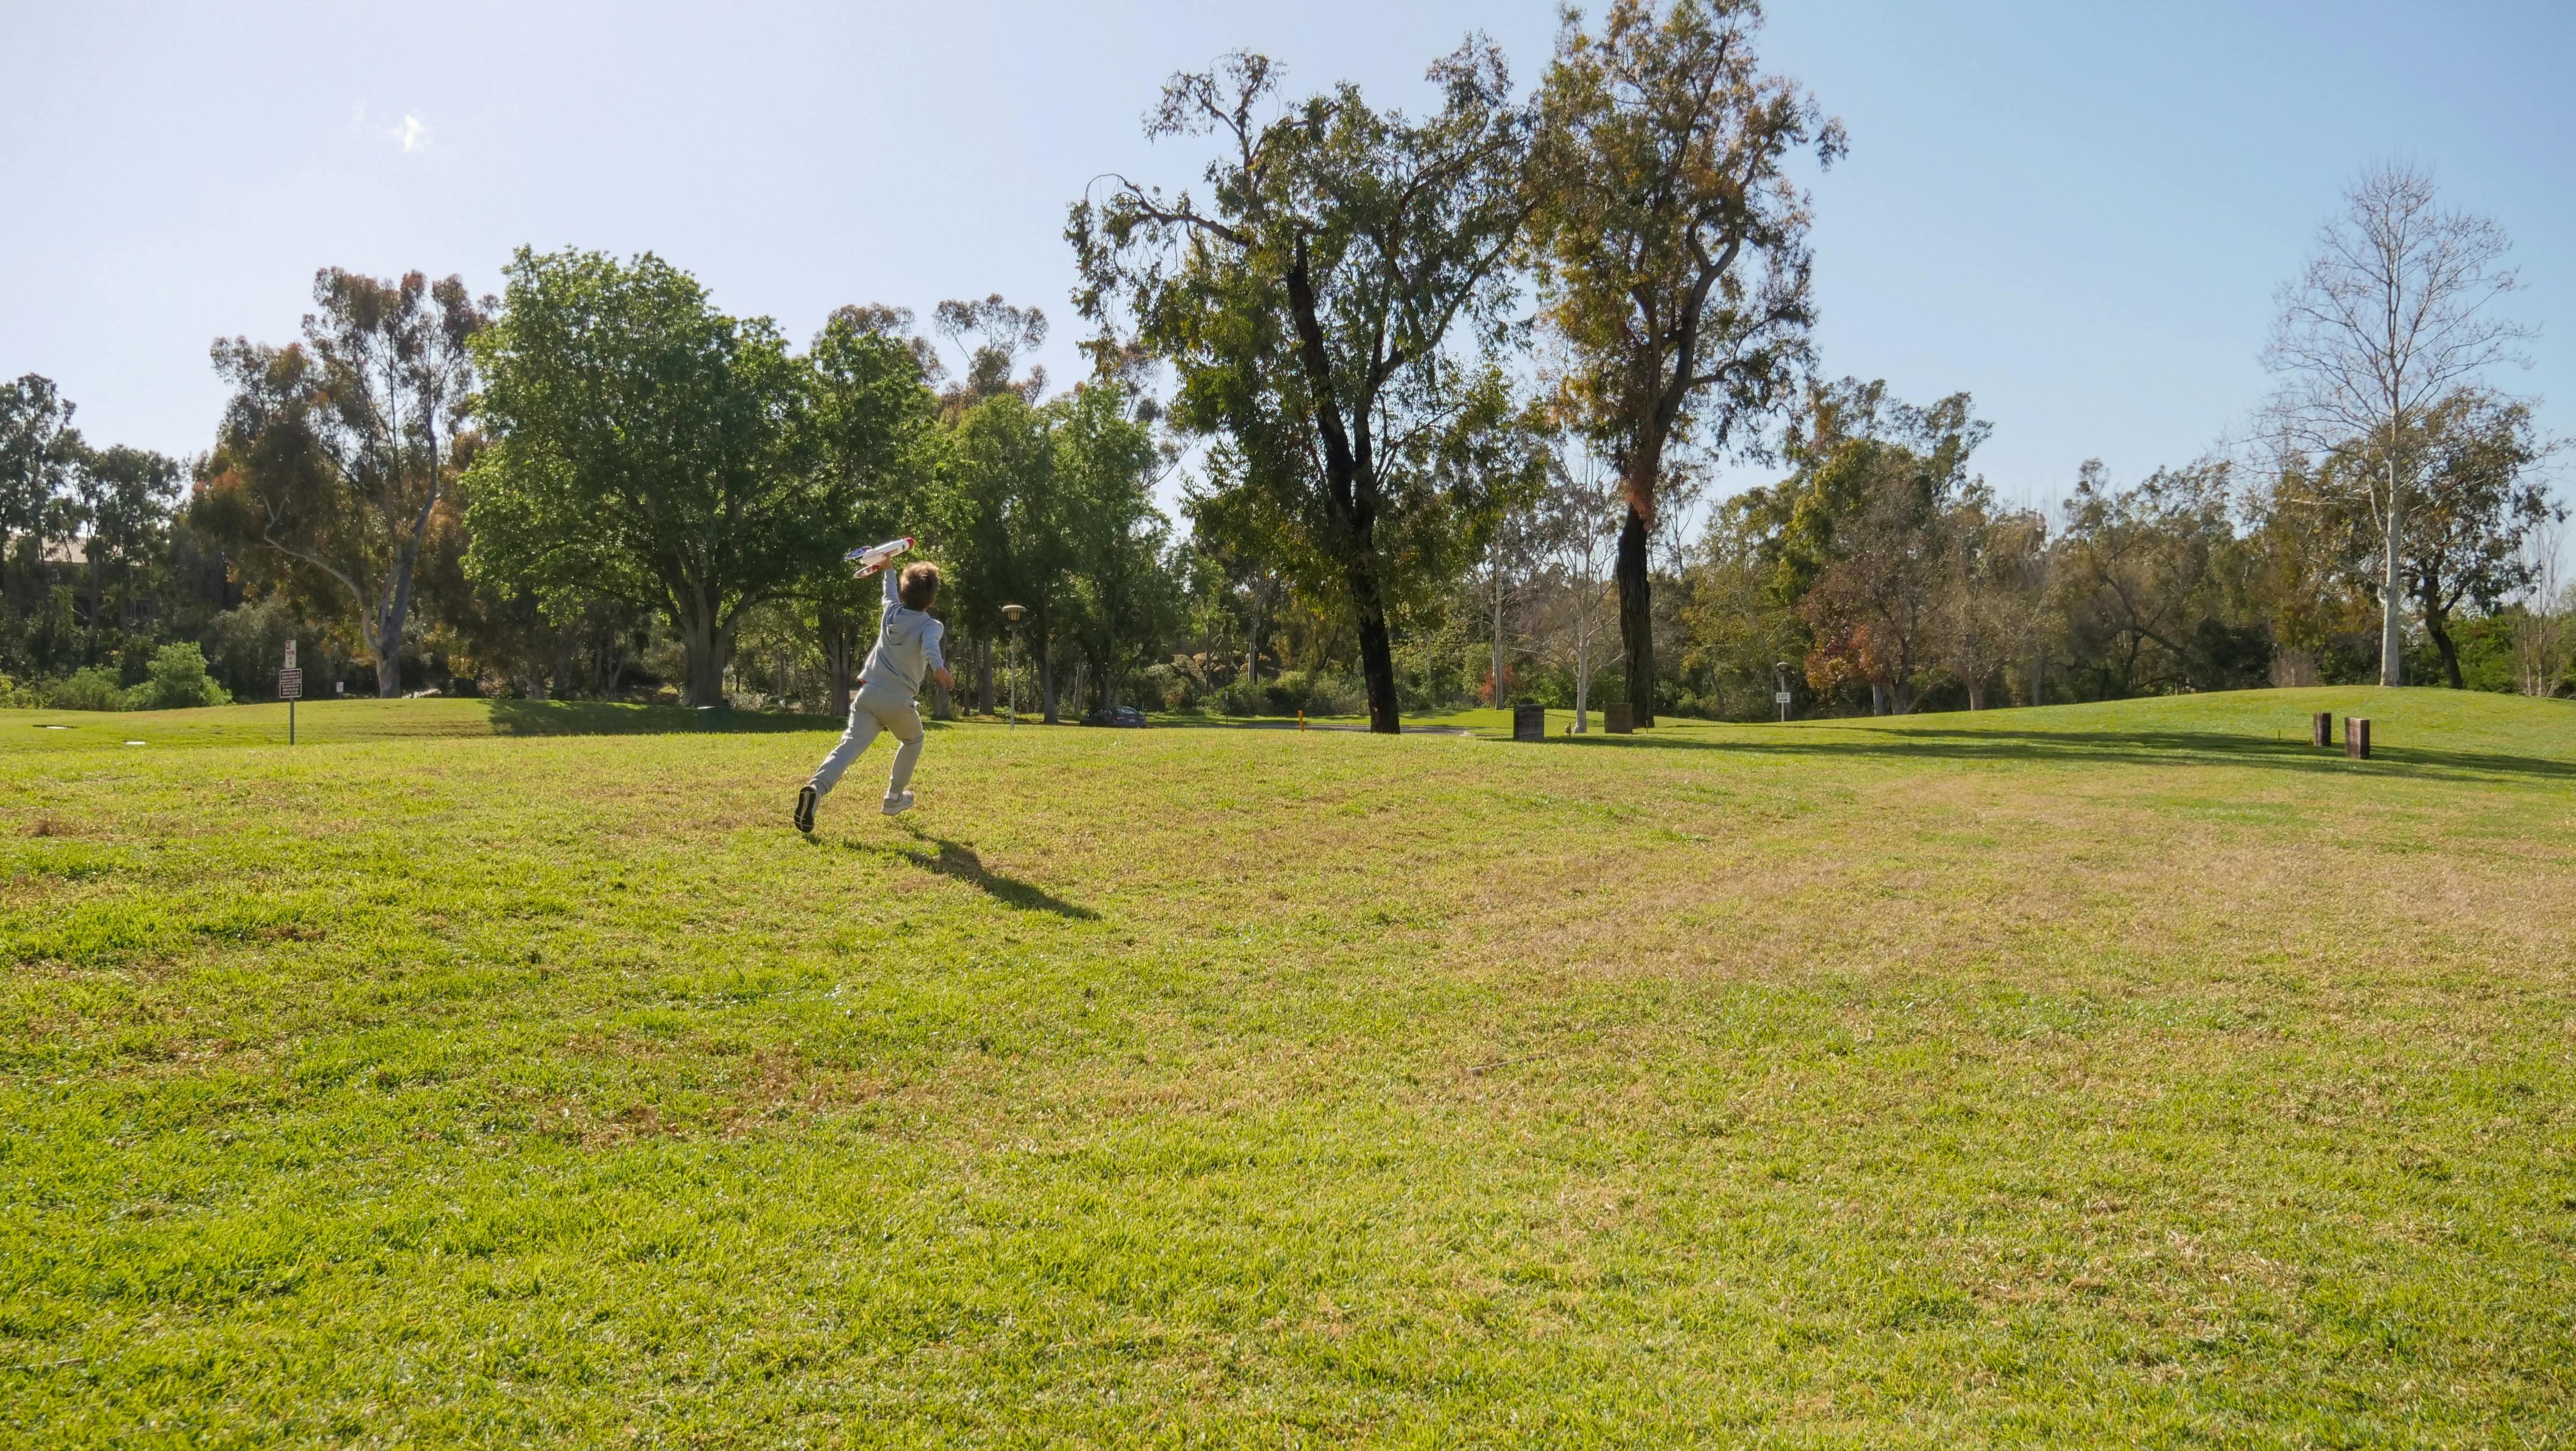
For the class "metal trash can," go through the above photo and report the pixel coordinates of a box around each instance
[1512,703,1546,741]
[697,703,735,732]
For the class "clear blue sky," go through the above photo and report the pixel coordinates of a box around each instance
[3,1,2567,523]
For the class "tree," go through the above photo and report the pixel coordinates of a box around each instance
[1761,382,1985,713]
[2053,461,2248,698]
[464,248,838,707]
[1052,383,1177,710]
[933,295,1050,414]
[804,306,941,713]
[1938,497,2047,710]
[0,374,82,599]
[2245,441,2377,687]
[69,444,183,652]
[2508,507,2568,698]
[194,269,486,696]
[1531,0,1841,726]
[1536,439,1624,728]
[1476,477,1547,708]
[1072,44,1534,733]
[1679,495,1808,719]
[1795,441,1953,714]
[930,391,1066,718]
[2396,390,2559,689]
[2265,163,2533,687]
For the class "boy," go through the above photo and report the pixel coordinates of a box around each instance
[795,553,952,832]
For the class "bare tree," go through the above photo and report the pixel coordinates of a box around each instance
[1538,440,1625,730]
[2264,163,2533,686]
[1939,497,2047,710]
[2512,502,2570,697]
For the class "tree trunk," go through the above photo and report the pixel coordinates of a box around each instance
[2380,461,2406,688]
[1490,573,1507,708]
[1615,504,1654,727]
[1342,555,1400,733]
[1040,638,1058,724]
[2422,599,2465,689]
[680,609,731,708]
[1574,625,1590,733]
[1967,680,1986,711]
[976,637,993,714]
[821,606,857,718]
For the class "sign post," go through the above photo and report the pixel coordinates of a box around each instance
[279,640,303,745]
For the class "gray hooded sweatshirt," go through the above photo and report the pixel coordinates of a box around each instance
[860,566,945,699]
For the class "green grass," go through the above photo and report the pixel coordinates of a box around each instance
[3,687,2572,1446]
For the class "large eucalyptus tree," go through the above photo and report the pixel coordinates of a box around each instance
[1071,43,1533,732]
[1532,0,1842,724]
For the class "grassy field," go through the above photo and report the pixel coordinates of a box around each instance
[3,687,2572,1447]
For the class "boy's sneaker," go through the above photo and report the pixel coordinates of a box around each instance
[882,791,915,816]
[794,785,817,834]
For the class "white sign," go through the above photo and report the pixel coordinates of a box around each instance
[1774,690,1793,704]
[284,639,297,670]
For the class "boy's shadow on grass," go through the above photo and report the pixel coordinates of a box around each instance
[838,827,1098,919]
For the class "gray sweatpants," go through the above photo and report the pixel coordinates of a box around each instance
[808,682,923,801]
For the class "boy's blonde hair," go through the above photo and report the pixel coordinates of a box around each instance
[898,560,940,610]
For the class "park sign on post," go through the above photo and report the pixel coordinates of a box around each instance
[281,640,301,745]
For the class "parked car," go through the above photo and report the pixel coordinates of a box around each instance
[1085,704,1148,728]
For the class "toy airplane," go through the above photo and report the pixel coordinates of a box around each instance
[845,536,913,574]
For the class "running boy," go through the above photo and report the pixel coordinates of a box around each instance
[795,550,952,832]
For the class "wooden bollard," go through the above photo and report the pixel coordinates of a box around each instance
[2311,711,2333,748]
[2345,716,2370,760]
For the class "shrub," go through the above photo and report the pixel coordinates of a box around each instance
[42,667,129,711]
[136,643,233,709]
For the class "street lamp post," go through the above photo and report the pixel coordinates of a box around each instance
[1001,603,1027,728]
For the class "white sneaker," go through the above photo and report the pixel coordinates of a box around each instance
[882,791,915,816]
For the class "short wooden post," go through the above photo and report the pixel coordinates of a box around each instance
[2311,711,2333,748]
[2345,716,2370,760]
[1605,702,1634,734]
[1512,703,1546,742]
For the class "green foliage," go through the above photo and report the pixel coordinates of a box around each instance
[1072,45,1534,730]
[135,641,232,709]
[192,269,486,697]
[465,248,849,706]
[40,666,127,710]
